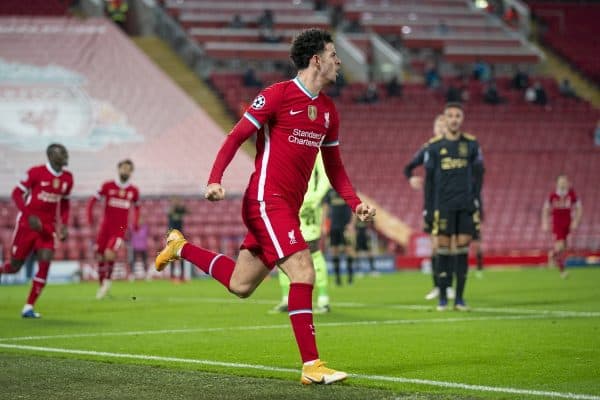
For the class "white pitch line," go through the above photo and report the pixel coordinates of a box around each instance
[0,313,591,342]
[164,297,600,318]
[0,343,598,400]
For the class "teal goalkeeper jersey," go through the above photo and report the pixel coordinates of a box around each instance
[299,152,331,242]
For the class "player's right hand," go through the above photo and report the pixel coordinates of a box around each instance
[541,222,549,232]
[28,215,42,232]
[205,183,226,202]
[409,176,423,190]
[355,203,376,222]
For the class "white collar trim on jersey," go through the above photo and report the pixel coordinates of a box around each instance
[45,162,63,177]
[114,179,131,189]
[293,77,319,100]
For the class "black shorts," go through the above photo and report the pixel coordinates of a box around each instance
[355,228,370,251]
[472,209,481,241]
[432,208,474,237]
[329,228,347,247]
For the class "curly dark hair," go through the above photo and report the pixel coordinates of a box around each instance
[118,159,134,170]
[290,28,333,70]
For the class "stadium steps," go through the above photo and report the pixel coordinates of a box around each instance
[131,36,256,156]
[530,27,600,107]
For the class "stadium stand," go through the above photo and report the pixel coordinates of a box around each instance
[0,2,597,270]
[0,17,252,196]
[209,70,600,255]
[527,1,600,85]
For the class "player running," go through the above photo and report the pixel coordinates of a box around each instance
[87,159,139,299]
[0,143,73,318]
[155,28,375,385]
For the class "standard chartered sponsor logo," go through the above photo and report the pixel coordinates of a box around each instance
[288,128,324,148]
[108,197,132,209]
[38,191,61,203]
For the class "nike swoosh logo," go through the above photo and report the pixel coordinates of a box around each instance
[289,109,303,115]
[41,182,50,186]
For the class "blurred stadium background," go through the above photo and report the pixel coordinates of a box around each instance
[0,0,598,278]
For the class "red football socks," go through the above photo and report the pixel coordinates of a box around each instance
[181,243,234,289]
[26,260,50,306]
[288,283,319,363]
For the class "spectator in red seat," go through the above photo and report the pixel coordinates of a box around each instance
[257,9,274,29]
[243,67,263,88]
[229,14,245,29]
[525,81,547,106]
[559,79,578,100]
[594,120,600,146]
[356,82,379,104]
[483,81,504,105]
[445,77,469,103]
[424,61,441,89]
[472,59,491,82]
[511,67,529,90]
[386,75,403,97]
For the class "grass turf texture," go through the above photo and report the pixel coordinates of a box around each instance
[1,267,599,400]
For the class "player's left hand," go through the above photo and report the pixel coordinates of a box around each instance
[355,203,376,222]
[58,225,68,241]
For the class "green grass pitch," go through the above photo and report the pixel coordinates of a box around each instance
[1,267,599,399]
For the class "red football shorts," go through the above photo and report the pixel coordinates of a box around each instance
[95,224,126,254]
[10,220,55,260]
[240,196,308,269]
[553,224,570,241]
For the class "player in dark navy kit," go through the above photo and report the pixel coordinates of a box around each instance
[324,189,354,285]
[425,103,484,311]
[404,114,454,300]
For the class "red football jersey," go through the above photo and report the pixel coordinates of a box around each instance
[547,189,579,228]
[94,180,139,231]
[242,78,340,209]
[17,163,73,225]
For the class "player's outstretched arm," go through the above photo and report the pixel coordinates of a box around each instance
[205,183,226,202]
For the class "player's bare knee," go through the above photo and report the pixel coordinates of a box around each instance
[104,250,116,261]
[229,281,256,298]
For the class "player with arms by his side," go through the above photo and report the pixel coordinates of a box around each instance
[0,143,73,318]
[154,28,375,384]
[425,103,484,311]
[404,114,455,301]
[87,159,139,299]
[541,174,582,279]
